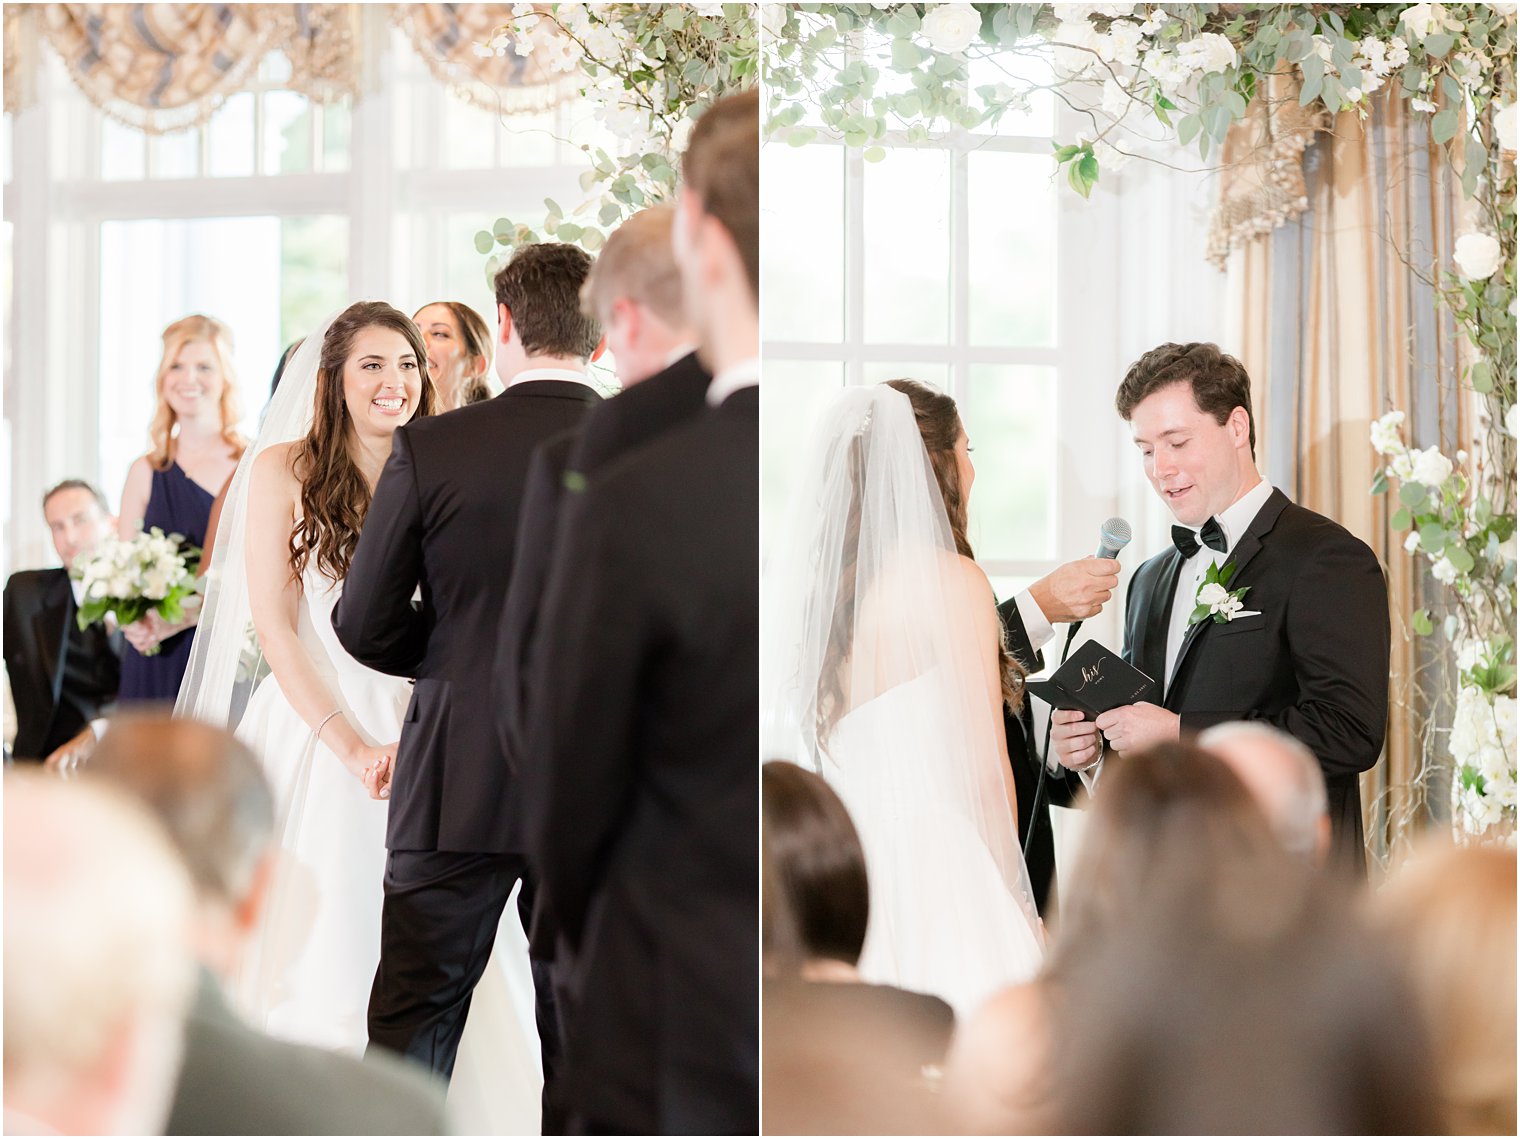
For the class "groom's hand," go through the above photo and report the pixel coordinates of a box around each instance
[1029,558,1120,624]
[1051,709,1103,770]
[1095,702,1179,756]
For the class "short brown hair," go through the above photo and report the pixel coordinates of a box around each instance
[87,715,275,905]
[763,761,869,966]
[43,479,109,515]
[682,87,759,299]
[580,207,685,328]
[493,242,603,359]
[1115,342,1256,456]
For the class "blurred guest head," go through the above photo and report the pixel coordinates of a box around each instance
[149,314,245,470]
[269,338,304,398]
[1199,721,1330,864]
[581,207,693,386]
[1050,741,1289,980]
[763,760,868,975]
[491,242,605,386]
[1373,839,1516,1135]
[1052,863,1438,1135]
[3,770,196,1135]
[42,479,113,572]
[87,715,277,980]
[1116,342,1258,528]
[413,301,494,411]
[675,87,758,368]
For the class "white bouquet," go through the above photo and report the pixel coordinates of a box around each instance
[72,527,201,656]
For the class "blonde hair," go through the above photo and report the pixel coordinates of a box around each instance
[1372,840,1516,1136]
[147,315,246,471]
[580,206,686,328]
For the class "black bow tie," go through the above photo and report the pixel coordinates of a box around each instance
[1172,516,1227,559]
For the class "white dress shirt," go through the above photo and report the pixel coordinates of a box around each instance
[507,366,595,390]
[1162,478,1275,696]
[706,357,759,406]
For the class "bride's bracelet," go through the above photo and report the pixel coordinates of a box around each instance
[315,708,343,745]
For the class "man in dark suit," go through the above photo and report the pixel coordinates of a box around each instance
[995,553,1118,915]
[86,716,451,1137]
[1051,343,1389,875]
[331,243,604,1107]
[496,204,710,780]
[527,88,760,1135]
[4,480,121,764]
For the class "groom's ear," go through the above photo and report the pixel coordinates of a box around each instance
[497,303,513,348]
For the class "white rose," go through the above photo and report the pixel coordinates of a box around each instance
[1495,102,1517,154]
[88,579,109,599]
[1138,7,1168,35]
[1404,531,1422,554]
[1409,445,1454,487]
[1455,232,1503,279]
[1400,3,1455,41]
[1197,582,1230,607]
[1141,50,1192,96]
[1370,409,1406,455]
[1390,451,1417,482]
[1431,555,1459,584]
[1387,38,1410,68]
[1179,32,1238,75]
[920,3,981,55]
[1052,17,1105,77]
[1101,19,1144,67]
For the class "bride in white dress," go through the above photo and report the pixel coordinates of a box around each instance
[762,380,1044,1018]
[177,304,541,1133]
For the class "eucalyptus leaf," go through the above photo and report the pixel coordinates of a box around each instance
[1412,608,1434,636]
[474,230,495,255]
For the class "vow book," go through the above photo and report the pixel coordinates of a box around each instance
[1024,639,1158,720]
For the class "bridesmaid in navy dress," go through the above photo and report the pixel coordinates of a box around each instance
[116,315,245,705]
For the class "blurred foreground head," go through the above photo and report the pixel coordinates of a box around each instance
[1373,839,1516,1136]
[1047,743,1438,1133]
[4,770,196,1135]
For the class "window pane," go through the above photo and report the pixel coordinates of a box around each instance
[762,144,843,344]
[150,128,200,179]
[100,115,146,181]
[762,360,846,561]
[969,51,1056,138]
[968,150,1056,347]
[2,113,10,184]
[442,96,499,170]
[963,364,1057,561]
[208,92,256,178]
[860,361,949,387]
[263,91,313,174]
[864,148,949,345]
[499,109,558,167]
[321,100,351,172]
[280,216,349,348]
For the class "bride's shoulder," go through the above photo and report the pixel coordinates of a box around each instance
[251,442,301,493]
[945,551,994,597]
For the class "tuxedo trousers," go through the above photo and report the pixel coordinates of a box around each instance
[367,850,564,1131]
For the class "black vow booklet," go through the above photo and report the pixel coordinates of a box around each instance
[1024,639,1159,720]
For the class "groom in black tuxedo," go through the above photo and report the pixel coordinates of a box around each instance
[1051,343,1389,875]
[4,480,122,763]
[526,88,760,1135]
[332,243,604,1105]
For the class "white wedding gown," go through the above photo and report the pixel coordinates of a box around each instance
[823,668,1044,1019]
[233,566,543,1133]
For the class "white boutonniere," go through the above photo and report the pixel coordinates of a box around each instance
[1188,560,1252,626]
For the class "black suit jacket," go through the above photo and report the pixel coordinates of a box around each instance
[3,568,121,760]
[1122,489,1389,874]
[495,352,711,772]
[527,386,758,1134]
[332,379,600,853]
[997,598,1082,916]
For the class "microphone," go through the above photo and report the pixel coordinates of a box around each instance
[1094,516,1133,561]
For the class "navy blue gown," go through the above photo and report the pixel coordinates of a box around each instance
[117,461,216,706]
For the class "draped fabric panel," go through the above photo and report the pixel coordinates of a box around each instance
[392,3,579,115]
[5,4,359,132]
[1225,90,1473,871]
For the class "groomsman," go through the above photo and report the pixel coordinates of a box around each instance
[332,243,605,1104]
[527,88,760,1135]
[3,480,122,764]
[495,205,710,777]
[1051,343,1389,875]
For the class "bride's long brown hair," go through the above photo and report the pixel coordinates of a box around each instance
[289,302,436,583]
[815,380,1028,749]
